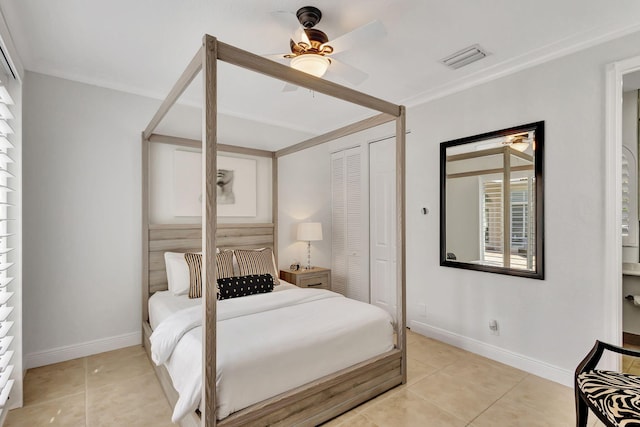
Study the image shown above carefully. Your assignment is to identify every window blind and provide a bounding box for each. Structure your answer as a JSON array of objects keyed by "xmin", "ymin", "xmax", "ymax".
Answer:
[
  {"xmin": 481, "ymin": 180, "xmax": 503, "ymax": 266},
  {"xmin": 0, "ymin": 79, "xmax": 14, "ymax": 420},
  {"xmin": 481, "ymin": 177, "xmax": 535, "ymax": 269}
]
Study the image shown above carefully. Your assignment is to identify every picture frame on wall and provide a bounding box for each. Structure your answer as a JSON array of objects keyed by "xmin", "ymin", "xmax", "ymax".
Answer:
[{"xmin": 173, "ymin": 150, "xmax": 257, "ymax": 217}]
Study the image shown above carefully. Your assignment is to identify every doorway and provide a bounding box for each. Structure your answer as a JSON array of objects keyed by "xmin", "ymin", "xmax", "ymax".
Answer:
[
  {"xmin": 605, "ymin": 55, "xmax": 640, "ymax": 361},
  {"xmin": 620, "ymin": 73, "xmax": 640, "ymax": 348}
]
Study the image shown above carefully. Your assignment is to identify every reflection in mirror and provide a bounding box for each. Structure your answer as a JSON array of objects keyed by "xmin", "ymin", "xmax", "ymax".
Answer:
[{"xmin": 440, "ymin": 121, "xmax": 544, "ymax": 279}]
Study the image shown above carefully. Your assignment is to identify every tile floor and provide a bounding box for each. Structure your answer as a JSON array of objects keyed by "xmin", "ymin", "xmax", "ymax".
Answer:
[
  {"xmin": 6, "ymin": 330, "xmax": 605, "ymax": 426},
  {"xmin": 623, "ymin": 342, "xmax": 640, "ymax": 375}
]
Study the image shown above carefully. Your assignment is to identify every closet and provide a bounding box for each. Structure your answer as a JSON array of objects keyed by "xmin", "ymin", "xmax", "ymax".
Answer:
[{"xmin": 330, "ymin": 138, "xmax": 398, "ymax": 320}]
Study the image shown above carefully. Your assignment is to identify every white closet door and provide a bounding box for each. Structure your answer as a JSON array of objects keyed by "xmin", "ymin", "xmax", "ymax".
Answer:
[
  {"xmin": 369, "ymin": 138, "xmax": 396, "ymax": 320},
  {"xmin": 331, "ymin": 147, "xmax": 367, "ymax": 301}
]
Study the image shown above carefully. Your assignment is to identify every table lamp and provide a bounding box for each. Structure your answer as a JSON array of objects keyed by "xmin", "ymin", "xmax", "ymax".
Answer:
[{"xmin": 297, "ymin": 222, "xmax": 323, "ymax": 270}]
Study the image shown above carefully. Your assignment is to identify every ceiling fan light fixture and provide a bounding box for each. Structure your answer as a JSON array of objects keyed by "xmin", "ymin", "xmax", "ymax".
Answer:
[
  {"xmin": 505, "ymin": 134, "xmax": 531, "ymax": 152},
  {"xmin": 510, "ymin": 140, "xmax": 530, "ymax": 152},
  {"xmin": 290, "ymin": 54, "xmax": 330, "ymax": 78}
]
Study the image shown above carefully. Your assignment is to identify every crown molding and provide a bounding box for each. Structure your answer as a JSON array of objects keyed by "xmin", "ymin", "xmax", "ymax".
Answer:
[{"xmin": 402, "ymin": 21, "xmax": 640, "ymax": 108}]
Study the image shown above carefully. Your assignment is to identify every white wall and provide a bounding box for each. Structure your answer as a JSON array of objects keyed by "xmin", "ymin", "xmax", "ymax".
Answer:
[
  {"xmin": 277, "ymin": 145, "xmax": 332, "ymax": 270},
  {"xmin": 406, "ymin": 30, "xmax": 640, "ymax": 386},
  {"xmin": 445, "ymin": 177, "xmax": 480, "ymax": 261},
  {"xmin": 23, "ymin": 72, "xmax": 156, "ymax": 363},
  {"xmin": 21, "ymin": 71, "xmax": 311, "ymax": 367}
]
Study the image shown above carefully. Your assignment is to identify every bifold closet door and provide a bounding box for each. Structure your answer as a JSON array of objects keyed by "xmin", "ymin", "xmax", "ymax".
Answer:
[{"xmin": 331, "ymin": 147, "xmax": 368, "ymax": 302}]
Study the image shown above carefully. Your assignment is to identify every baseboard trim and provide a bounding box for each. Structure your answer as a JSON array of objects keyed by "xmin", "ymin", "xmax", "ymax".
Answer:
[
  {"xmin": 410, "ymin": 320, "xmax": 573, "ymax": 387},
  {"xmin": 25, "ymin": 331, "xmax": 141, "ymax": 369}
]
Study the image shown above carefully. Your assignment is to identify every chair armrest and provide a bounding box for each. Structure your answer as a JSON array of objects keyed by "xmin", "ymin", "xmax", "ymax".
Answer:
[{"xmin": 576, "ymin": 340, "xmax": 640, "ymax": 378}]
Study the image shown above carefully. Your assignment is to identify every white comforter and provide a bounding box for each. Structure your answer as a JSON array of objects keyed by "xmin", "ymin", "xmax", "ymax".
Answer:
[{"xmin": 150, "ymin": 288, "xmax": 394, "ymax": 422}]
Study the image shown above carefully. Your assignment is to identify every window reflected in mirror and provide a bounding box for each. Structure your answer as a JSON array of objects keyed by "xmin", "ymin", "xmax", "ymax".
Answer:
[{"xmin": 440, "ymin": 121, "xmax": 544, "ymax": 279}]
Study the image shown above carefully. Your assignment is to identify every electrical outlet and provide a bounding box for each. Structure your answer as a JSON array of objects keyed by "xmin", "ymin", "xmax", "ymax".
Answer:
[{"xmin": 489, "ymin": 319, "xmax": 499, "ymax": 336}]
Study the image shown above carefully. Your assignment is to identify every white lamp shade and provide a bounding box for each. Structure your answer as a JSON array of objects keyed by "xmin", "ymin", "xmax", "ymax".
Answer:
[
  {"xmin": 290, "ymin": 54, "xmax": 330, "ymax": 78},
  {"xmin": 510, "ymin": 140, "xmax": 530, "ymax": 152},
  {"xmin": 297, "ymin": 222, "xmax": 323, "ymax": 241}
]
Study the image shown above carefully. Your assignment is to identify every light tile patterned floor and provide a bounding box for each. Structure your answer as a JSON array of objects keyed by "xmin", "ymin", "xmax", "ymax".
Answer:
[{"xmin": 7, "ymin": 330, "xmax": 605, "ymax": 426}]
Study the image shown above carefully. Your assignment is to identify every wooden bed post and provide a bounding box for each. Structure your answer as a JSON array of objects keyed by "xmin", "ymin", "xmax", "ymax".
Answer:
[
  {"xmin": 141, "ymin": 134, "xmax": 150, "ymax": 326},
  {"xmin": 396, "ymin": 106, "xmax": 407, "ymax": 384},
  {"xmin": 272, "ymin": 154, "xmax": 278, "ymax": 267},
  {"xmin": 502, "ymin": 148, "xmax": 511, "ymax": 269},
  {"xmin": 202, "ymin": 34, "xmax": 218, "ymax": 427}
]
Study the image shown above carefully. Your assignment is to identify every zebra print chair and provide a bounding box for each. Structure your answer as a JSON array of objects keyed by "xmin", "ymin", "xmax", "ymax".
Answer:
[{"xmin": 575, "ymin": 340, "xmax": 640, "ymax": 426}]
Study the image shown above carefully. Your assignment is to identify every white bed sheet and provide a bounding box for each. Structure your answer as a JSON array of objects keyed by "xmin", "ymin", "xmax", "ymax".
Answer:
[{"xmin": 149, "ymin": 286, "xmax": 394, "ymax": 422}]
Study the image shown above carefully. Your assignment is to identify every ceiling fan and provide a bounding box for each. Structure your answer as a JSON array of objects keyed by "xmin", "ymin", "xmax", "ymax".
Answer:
[
  {"xmin": 267, "ymin": 6, "xmax": 386, "ymax": 89},
  {"xmin": 502, "ymin": 132, "xmax": 533, "ymax": 152}
]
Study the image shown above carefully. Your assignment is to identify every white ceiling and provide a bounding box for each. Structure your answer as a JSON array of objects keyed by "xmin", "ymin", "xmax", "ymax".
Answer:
[{"xmin": 3, "ymin": 0, "xmax": 640, "ymax": 146}]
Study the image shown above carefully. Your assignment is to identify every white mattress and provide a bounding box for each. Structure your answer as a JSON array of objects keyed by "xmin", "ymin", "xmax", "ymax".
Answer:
[
  {"xmin": 149, "ymin": 285, "xmax": 394, "ymax": 422},
  {"xmin": 148, "ymin": 281, "xmax": 298, "ymax": 330}
]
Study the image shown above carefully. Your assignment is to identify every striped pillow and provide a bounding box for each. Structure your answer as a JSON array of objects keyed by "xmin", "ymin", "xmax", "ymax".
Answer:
[
  {"xmin": 184, "ymin": 253, "xmax": 203, "ymax": 299},
  {"xmin": 234, "ymin": 248, "xmax": 280, "ymax": 285},
  {"xmin": 184, "ymin": 251, "xmax": 236, "ymax": 299},
  {"xmin": 216, "ymin": 250, "xmax": 235, "ymax": 279}
]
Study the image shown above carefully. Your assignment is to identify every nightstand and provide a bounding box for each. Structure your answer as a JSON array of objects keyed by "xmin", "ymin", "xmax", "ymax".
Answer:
[{"xmin": 279, "ymin": 267, "xmax": 331, "ymax": 290}]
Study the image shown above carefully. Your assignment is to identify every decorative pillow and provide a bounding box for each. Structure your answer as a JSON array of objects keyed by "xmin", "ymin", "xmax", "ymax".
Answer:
[
  {"xmin": 217, "ymin": 274, "xmax": 274, "ymax": 300},
  {"xmin": 184, "ymin": 251, "xmax": 236, "ymax": 299},
  {"xmin": 233, "ymin": 248, "xmax": 280, "ymax": 285},
  {"xmin": 164, "ymin": 252, "xmax": 192, "ymax": 296},
  {"xmin": 184, "ymin": 253, "xmax": 203, "ymax": 299},
  {"xmin": 216, "ymin": 250, "xmax": 235, "ymax": 279}
]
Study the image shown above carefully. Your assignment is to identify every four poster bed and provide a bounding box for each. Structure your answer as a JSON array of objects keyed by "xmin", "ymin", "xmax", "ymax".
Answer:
[{"xmin": 141, "ymin": 35, "xmax": 406, "ymax": 427}]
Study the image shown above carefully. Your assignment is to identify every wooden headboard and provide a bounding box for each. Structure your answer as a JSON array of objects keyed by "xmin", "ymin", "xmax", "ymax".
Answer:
[{"xmin": 142, "ymin": 222, "xmax": 275, "ymax": 321}]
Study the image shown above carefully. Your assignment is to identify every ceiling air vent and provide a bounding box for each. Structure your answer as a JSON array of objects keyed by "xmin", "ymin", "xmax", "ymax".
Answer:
[{"xmin": 440, "ymin": 44, "xmax": 489, "ymax": 70}]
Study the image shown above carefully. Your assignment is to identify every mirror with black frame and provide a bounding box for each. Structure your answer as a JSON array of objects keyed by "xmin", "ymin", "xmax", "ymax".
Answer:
[{"xmin": 440, "ymin": 121, "xmax": 544, "ymax": 279}]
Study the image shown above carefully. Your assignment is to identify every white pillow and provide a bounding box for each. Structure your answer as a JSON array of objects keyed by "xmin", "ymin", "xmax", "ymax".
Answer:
[{"xmin": 164, "ymin": 252, "xmax": 191, "ymax": 296}]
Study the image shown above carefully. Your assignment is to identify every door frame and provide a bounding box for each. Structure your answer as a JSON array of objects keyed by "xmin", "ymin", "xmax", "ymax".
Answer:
[{"xmin": 604, "ymin": 55, "xmax": 640, "ymax": 349}]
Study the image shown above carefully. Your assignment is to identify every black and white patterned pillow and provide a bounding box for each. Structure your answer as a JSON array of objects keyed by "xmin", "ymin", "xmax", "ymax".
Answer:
[{"xmin": 217, "ymin": 274, "xmax": 274, "ymax": 300}]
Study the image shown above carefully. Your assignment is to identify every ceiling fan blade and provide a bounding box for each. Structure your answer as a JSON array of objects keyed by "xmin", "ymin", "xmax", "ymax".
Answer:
[
  {"xmin": 271, "ymin": 11, "xmax": 309, "ymax": 45},
  {"xmin": 328, "ymin": 20, "xmax": 386, "ymax": 55},
  {"xmin": 295, "ymin": 27, "xmax": 311, "ymax": 47},
  {"xmin": 328, "ymin": 58, "xmax": 369, "ymax": 86}
]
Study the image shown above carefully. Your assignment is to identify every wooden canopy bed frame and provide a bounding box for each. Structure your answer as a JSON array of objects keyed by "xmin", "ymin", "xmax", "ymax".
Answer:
[{"xmin": 141, "ymin": 35, "xmax": 406, "ymax": 427}]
